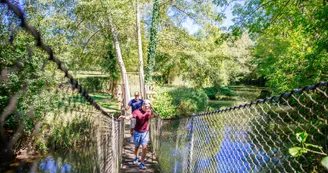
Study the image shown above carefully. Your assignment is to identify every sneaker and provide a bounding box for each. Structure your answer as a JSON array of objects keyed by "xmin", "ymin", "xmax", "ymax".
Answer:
[
  {"xmin": 133, "ymin": 157, "xmax": 139, "ymax": 164},
  {"xmin": 139, "ymin": 162, "xmax": 147, "ymax": 170},
  {"xmin": 130, "ymin": 136, "xmax": 134, "ymax": 143}
]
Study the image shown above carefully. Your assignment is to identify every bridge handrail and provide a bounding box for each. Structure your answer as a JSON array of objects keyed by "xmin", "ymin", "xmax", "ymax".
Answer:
[{"xmin": 150, "ymin": 81, "xmax": 328, "ymax": 172}]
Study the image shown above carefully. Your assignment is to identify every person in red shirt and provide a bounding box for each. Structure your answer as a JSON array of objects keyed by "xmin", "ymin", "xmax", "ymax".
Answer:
[
  {"xmin": 124, "ymin": 91, "xmax": 143, "ymax": 143},
  {"xmin": 119, "ymin": 100, "xmax": 158, "ymax": 170}
]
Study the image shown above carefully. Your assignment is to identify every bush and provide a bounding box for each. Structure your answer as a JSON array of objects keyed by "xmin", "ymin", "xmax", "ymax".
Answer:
[
  {"xmin": 217, "ymin": 86, "xmax": 236, "ymax": 96},
  {"xmin": 47, "ymin": 114, "xmax": 93, "ymax": 150},
  {"xmin": 153, "ymin": 91, "xmax": 176, "ymax": 118},
  {"xmin": 177, "ymin": 99, "xmax": 197, "ymax": 116},
  {"xmin": 169, "ymin": 87, "xmax": 208, "ymax": 113},
  {"xmin": 203, "ymin": 87, "xmax": 216, "ymax": 100},
  {"xmin": 203, "ymin": 85, "xmax": 236, "ymax": 100},
  {"xmin": 77, "ymin": 76, "xmax": 111, "ymax": 93},
  {"xmin": 153, "ymin": 86, "xmax": 208, "ymax": 117}
]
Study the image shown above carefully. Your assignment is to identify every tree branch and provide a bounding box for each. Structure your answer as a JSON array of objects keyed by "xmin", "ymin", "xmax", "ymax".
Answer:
[
  {"xmin": 79, "ymin": 30, "xmax": 101, "ymax": 59},
  {"xmin": 171, "ymin": 4, "xmax": 197, "ymax": 22}
]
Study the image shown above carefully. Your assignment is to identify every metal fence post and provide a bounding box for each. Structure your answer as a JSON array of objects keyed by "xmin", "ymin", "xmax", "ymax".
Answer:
[{"xmin": 187, "ymin": 115, "xmax": 195, "ymax": 173}]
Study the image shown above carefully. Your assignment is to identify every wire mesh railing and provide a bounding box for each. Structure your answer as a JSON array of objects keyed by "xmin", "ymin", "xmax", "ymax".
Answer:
[
  {"xmin": 96, "ymin": 110, "xmax": 124, "ymax": 173},
  {"xmin": 2, "ymin": 1, "xmax": 328, "ymax": 173},
  {"xmin": 150, "ymin": 82, "xmax": 328, "ymax": 172},
  {"xmin": 0, "ymin": 1, "xmax": 124, "ymax": 172}
]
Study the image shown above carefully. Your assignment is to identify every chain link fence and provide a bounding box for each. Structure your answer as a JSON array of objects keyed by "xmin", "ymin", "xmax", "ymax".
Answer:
[
  {"xmin": 0, "ymin": 1, "xmax": 124, "ymax": 172},
  {"xmin": 0, "ymin": 66, "xmax": 124, "ymax": 172},
  {"xmin": 150, "ymin": 82, "xmax": 328, "ymax": 172},
  {"xmin": 96, "ymin": 111, "xmax": 124, "ymax": 173},
  {"xmin": 2, "ymin": 1, "xmax": 328, "ymax": 172}
]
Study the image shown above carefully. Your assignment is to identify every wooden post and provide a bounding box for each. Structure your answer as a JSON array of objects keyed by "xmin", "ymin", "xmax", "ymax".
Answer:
[
  {"xmin": 118, "ymin": 120, "xmax": 122, "ymax": 168},
  {"xmin": 111, "ymin": 116, "xmax": 116, "ymax": 173},
  {"xmin": 158, "ymin": 118, "xmax": 163, "ymax": 163}
]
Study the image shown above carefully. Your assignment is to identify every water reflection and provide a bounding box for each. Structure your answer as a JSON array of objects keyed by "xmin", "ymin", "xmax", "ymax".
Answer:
[
  {"xmin": 38, "ymin": 157, "xmax": 72, "ymax": 173},
  {"xmin": 3, "ymin": 150, "xmax": 100, "ymax": 173},
  {"xmin": 212, "ymin": 131, "xmax": 254, "ymax": 172},
  {"xmin": 157, "ymin": 117, "xmax": 278, "ymax": 173}
]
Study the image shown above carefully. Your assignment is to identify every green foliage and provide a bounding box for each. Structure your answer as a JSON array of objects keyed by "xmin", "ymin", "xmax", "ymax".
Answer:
[
  {"xmin": 47, "ymin": 113, "xmax": 93, "ymax": 150},
  {"xmin": 77, "ymin": 76, "xmax": 110, "ymax": 93},
  {"xmin": 100, "ymin": 43, "xmax": 120, "ymax": 81},
  {"xmin": 1, "ymin": 1, "xmax": 126, "ymax": 155},
  {"xmin": 246, "ymin": 88, "xmax": 328, "ymax": 172},
  {"xmin": 156, "ymin": 25, "xmax": 254, "ymax": 87},
  {"xmin": 90, "ymin": 92, "xmax": 119, "ymax": 111},
  {"xmin": 203, "ymin": 87, "xmax": 216, "ymax": 100},
  {"xmin": 153, "ymin": 91, "xmax": 176, "ymax": 118},
  {"xmin": 176, "ymin": 99, "xmax": 197, "ymax": 116},
  {"xmin": 35, "ymin": 137, "xmax": 48, "ymax": 153},
  {"xmin": 321, "ymin": 157, "xmax": 328, "ymax": 170},
  {"xmin": 169, "ymin": 87, "xmax": 207, "ymax": 114},
  {"xmin": 289, "ymin": 147, "xmax": 307, "ymax": 157},
  {"xmin": 146, "ymin": 0, "xmax": 160, "ymax": 83},
  {"xmin": 289, "ymin": 132, "xmax": 327, "ymax": 171},
  {"xmin": 203, "ymin": 85, "xmax": 236, "ymax": 100},
  {"xmin": 153, "ymin": 86, "xmax": 208, "ymax": 117},
  {"xmin": 217, "ymin": 86, "xmax": 236, "ymax": 97},
  {"xmin": 296, "ymin": 132, "xmax": 308, "ymax": 144},
  {"xmin": 0, "ymin": 25, "xmax": 61, "ymax": 145},
  {"xmin": 228, "ymin": 0, "xmax": 328, "ymax": 93}
]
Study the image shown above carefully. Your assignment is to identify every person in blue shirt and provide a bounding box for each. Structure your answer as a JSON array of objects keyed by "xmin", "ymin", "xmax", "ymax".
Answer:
[{"xmin": 124, "ymin": 91, "xmax": 143, "ymax": 142}]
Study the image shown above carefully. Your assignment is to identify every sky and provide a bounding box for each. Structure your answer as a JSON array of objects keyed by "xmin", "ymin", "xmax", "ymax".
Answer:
[{"xmin": 182, "ymin": 3, "xmax": 235, "ymax": 34}]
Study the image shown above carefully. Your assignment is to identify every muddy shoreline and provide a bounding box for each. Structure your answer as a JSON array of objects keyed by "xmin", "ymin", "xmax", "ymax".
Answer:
[{"xmin": 0, "ymin": 148, "xmax": 41, "ymax": 172}]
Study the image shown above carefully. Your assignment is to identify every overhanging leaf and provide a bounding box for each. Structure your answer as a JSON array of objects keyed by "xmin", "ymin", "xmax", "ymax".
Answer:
[
  {"xmin": 321, "ymin": 156, "xmax": 328, "ymax": 170},
  {"xmin": 289, "ymin": 147, "xmax": 307, "ymax": 157},
  {"xmin": 296, "ymin": 132, "xmax": 308, "ymax": 143}
]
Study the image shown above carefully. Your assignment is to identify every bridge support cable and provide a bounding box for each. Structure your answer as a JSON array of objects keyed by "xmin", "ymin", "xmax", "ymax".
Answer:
[
  {"xmin": 150, "ymin": 81, "xmax": 328, "ymax": 172},
  {"xmin": 0, "ymin": 1, "xmax": 125, "ymax": 172}
]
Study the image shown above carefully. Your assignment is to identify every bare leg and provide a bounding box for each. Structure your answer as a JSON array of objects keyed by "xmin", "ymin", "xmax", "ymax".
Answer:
[
  {"xmin": 141, "ymin": 145, "xmax": 147, "ymax": 162},
  {"xmin": 134, "ymin": 146, "xmax": 140, "ymax": 158},
  {"xmin": 130, "ymin": 128, "xmax": 134, "ymax": 137}
]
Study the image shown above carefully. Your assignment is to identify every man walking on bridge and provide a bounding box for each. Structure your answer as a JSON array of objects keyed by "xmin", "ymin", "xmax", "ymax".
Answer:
[
  {"xmin": 119, "ymin": 100, "xmax": 157, "ymax": 170},
  {"xmin": 124, "ymin": 91, "xmax": 143, "ymax": 143}
]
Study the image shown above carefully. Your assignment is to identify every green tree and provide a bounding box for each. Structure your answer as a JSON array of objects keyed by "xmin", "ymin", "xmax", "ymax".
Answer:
[{"xmin": 229, "ymin": 0, "xmax": 328, "ymax": 92}]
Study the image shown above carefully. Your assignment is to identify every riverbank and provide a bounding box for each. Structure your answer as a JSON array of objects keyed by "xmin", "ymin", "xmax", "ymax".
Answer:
[{"xmin": 206, "ymin": 84, "xmax": 270, "ymax": 110}]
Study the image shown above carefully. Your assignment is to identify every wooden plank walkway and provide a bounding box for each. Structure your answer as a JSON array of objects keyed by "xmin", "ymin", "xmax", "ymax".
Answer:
[{"xmin": 120, "ymin": 121, "xmax": 160, "ymax": 173}]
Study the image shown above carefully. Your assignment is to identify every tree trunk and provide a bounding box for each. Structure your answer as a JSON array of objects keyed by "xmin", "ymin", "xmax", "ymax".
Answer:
[
  {"xmin": 108, "ymin": 15, "xmax": 130, "ymax": 107},
  {"xmin": 136, "ymin": 0, "xmax": 146, "ymax": 99}
]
